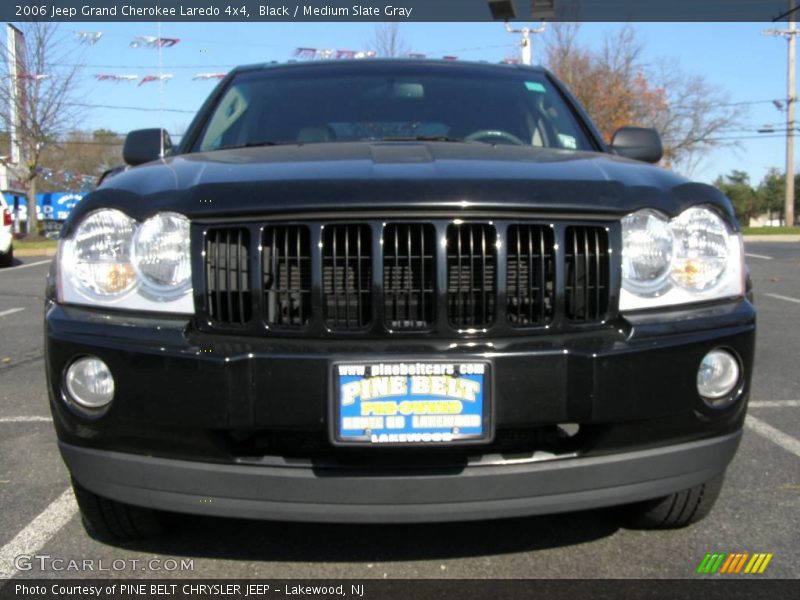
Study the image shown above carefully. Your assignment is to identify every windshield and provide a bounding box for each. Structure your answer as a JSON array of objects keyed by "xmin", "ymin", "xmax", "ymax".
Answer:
[{"xmin": 193, "ymin": 64, "xmax": 595, "ymax": 152}]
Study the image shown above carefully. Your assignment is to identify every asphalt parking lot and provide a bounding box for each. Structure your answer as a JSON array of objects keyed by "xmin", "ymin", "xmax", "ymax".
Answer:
[{"xmin": 0, "ymin": 243, "xmax": 798, "ymax": 581}]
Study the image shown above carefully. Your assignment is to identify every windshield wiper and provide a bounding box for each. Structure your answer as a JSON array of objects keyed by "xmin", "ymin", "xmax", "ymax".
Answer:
[
  {"xmin": 377, "ymin": 135, "xmax": 471, "ymax": 143},
  {"xmin": 219, "ymin": 140, "xmax": 286, "ymax": 150}
]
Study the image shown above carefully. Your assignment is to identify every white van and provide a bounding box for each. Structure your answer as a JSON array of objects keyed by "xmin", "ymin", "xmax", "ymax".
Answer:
[{"xmin": 0, "ymin": 192, "xmax": 13, "ymax": 267}]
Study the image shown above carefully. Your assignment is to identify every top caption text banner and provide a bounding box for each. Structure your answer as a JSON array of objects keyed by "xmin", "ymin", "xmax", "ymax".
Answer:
[{"xmin": 5, "ymin": 0, "xmax": 799, "ymax": 23}]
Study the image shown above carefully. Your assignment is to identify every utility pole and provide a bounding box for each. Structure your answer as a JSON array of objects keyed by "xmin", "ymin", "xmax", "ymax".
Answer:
[
  {"xmin": 505, "ymin": 21, "xmax": 546, "ymax": 65},
  {"xmin": 765, "ymin": 0, "xmax": 798, "ymax": 227},
  {"xmin": 790, "ymin": 8, "xmax": 796, "ymax": 227},
  {"xmin": 5, "ymin": 24, "xmax": 23, "ymax": 165}
]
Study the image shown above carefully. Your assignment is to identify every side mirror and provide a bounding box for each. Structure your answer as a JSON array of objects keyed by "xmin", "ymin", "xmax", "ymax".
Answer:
[
  {"xmin": 123, "ymin": 128, "xmax": 173, "ymax": 166},
  {"xmin": 609, "ymin": 127, "xmax": 663, "ymax": 164}
]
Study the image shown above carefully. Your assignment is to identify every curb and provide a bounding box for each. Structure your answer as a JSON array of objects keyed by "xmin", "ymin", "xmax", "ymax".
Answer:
[
  {"xmin": 743, "ymin": 235, "xmax": 800, "ymax": 242},
  {"xmin": 13, "ymin": 248, "xmax": 57, "ymax": 257}
]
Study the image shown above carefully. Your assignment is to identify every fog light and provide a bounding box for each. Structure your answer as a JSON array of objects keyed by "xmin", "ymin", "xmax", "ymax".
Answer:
[
  {"xmin": 697, "ymin": 349, "xmax": 740, "ymax": 406},
  {"xmin": 65, "ymin": 357, "xmax": 115, "ymax": 409}
]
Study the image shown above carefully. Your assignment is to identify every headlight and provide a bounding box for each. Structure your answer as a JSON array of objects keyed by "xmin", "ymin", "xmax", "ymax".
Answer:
[
  {"xmin": 671, "ymin": 207, "xmax": 730, "ymax": 291},
  {"xmin": 620, "ymin": 206, "xmax": 744, "ymax": 311},
  {"xmin": 621, "ymin": 210, "xmax": 674, "ymax": 295},
  {"xmin": 59, "ymin": 209, "xmax": 193, "ymax": 314},
  {"xmin": 68, "ymin": 209, "xmax": 136, "ymax": 297},
  {"xmin": 132, "ymin": 212, "xmax": 191, "ymax": 299}
]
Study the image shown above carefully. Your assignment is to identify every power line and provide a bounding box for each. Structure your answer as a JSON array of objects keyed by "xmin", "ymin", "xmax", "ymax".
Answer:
[
  {"xmin": 66, "ymin": 102, "xmax": 196, "ymax": 114},
  {"xmin": 54, "ymin": 44, "xmax": 516, "ymax": 71},
  {"xmin": 693, "ymin": 126, "xmax": 798, "ymax": 133},
  {"xmin": 416, "ymin": 43, "xmax": 515, "ymax": 54},
  {"xmin": 772, "ymin": 3, "xmax": 800, "ymax": 21},
  {"xmin": 53, "ymin": 62, "xmax": 238, "ymax": 70},
  {"xmin": 44, "ymin": 140, "xmax": 123, "ymax": 146},
  {"xmin": 708, "ymin": 99, "xmax": 782, "ymax": 107},
  {"xmin": 670, "ymin": 99, "xmax": 782, "ymax": 110},
  {"xmin": 662, "ymin": 134, "xmax": 788, "ymax": 142}
]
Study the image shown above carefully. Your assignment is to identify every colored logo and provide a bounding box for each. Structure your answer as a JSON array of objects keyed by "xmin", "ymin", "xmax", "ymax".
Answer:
[{"xmin": 696, "ymin": 552, "xmax": 773, "ymax": 574}]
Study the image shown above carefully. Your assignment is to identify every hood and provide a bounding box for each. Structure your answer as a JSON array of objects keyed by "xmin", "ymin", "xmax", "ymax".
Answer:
[{"xmin": 73, "ymin": 142, "xmax": 736, "ymax": 229}]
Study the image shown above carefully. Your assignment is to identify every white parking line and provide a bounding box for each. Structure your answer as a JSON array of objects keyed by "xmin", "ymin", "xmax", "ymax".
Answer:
[
  {"xmin": 0, "ymin": 259, "xmax": 50, "ymax": 272},
  {"xmin": 745, "ymin": 252, "xmax": 773, "ymax": 260},
  {"xmin": 749, "ymin": 400, "xmax": 800, "ymax": 408},
  {"xmin": 0, "ymin": 307, "xmax": 24, "ymax": 318},
  {"xmin": 763, "ymin": 292, "xmax": 800, "ymax": 305},
  {"xmin": 0, "ymin": 416, "xmax": 52, "ymax": 423},
  {"xmin": 745, "ymin": 415, "xmax": 800, "ymax": 459},
  {"xmin": 0, "ymin": 487, "xmax": 77, "ymax": 579}
]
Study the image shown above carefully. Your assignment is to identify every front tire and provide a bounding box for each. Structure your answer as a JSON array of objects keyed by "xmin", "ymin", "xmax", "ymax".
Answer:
[
  {"xmin": 623, "ymin": 473, "xmax": 725, "ymax": 529},
  {"xmin": 71, "ymin": 477, "xmax": 165, "ymax": 541},
  {"xmin": 0, "ymin": 246, "xmax": 12, "ymax": 268}
]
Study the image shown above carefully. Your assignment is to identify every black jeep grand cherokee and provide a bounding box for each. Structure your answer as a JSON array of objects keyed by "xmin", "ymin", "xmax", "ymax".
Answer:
[{"xmin": 45, "ymin": 60, "xmax": 754, "ymax": 540}]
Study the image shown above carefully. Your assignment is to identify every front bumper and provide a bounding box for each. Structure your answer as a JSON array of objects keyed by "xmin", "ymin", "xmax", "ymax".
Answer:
[
  {"xmin": 46, "ymin": 298, "xmax": 755, "ymax": 521},
  {"xmin": 60, "ymin": 431, "xmax": 740, "ymax": 523}
]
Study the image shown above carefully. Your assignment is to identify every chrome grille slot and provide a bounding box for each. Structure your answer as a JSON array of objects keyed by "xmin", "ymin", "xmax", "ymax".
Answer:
[
  {"xmin": 263, "ymin": 225, "xmax": 311, "ymax": 328},
  {"xmin": 383, "ymin": 223, "xmax": 436, "ymax": 330},
  {"xmin": 565, "ymin": 226, "xmax": 610, "ymax": 321},
  {"xmin": 204, "ymin": 228, "xmax": 251, "ymax": 325},
  {"xmin": 446, "ymin": 223, "xmax": 496, "ymax": 328},
  {"xmin": 322, "ymin": 224, "xmax": 372, "ymax": 329},
  {"xmin": 507, "ymin": 224, "xmax": 555, "ymax": 326}
]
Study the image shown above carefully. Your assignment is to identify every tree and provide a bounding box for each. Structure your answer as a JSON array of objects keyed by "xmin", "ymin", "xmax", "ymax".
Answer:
[
  {"xmin": 544, "ymin": 24, "xmax": 744, "ymax": 175},
  {"xmin": 38, "ymin": 129, "xmax": 123, "ymax": 193},
  {"xmin": 714, "ymin": 170, "xmax": 759, "ymax": 227},
  {"xmin": 757, "ymin": 168, "xmax": 787, "ymax": 225},
  {"xmin": 545, "ymin": 25, "xmax": 667, "ymax": 141},
  {"xmin": 369, "ymin": 23, "xmax": 410, "ymax": 58},
  {"xmin": 0, "ymin": 23, "xmax": 84, "ymax": 233}
]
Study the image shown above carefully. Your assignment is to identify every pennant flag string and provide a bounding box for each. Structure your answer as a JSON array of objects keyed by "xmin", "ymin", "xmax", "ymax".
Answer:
[
  {"xmin": 94, "ymin": 74, "xmax": 139, "ymax": 82},
  {"xmin": 17, "ymin": 73, "xmax": 49, "ymax": 80},
  {"xmin": 138, "ymin": 74, "xmax": 174, "ymax": 86},
  {"xmin": 130, "ymin": 36, "xmax": 181, "ymax": 49},
  {"xmin": 75, "ymin": 31, "xmax": 103, "ymax": 45},
  {"xmin": 293, "ymin": 47, "xmax": 377, "ymax": 60}
]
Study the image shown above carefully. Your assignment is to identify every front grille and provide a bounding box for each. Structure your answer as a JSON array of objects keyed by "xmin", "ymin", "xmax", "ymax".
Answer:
[
  {"xmin": 200, "ymin": 219, "xmax": 614, "ymax": 335},
  {"xmin": 322, "ymin": 224, "xmax": 372, "ymax": 329},
  {"xmin": 506, "ymin": 224, "xmax": 555, "ymax": 326},
  {"xmin": 446, "ymin": 223, "xmax": 496, "ymax": 328},
  {"xmin": 383, "ymin": 223, "xmax": 436, "ymax": 330},
  {"xmin": 564, "ymin": 226, "xmax": 609, "ymax": 321},
  {"xmin": 205, "ymin": 228, "xmax": 251, "ymax": 325},
  {"xmin": 263, "ymin": 225, "xmax": 311, "ymax": 327}
]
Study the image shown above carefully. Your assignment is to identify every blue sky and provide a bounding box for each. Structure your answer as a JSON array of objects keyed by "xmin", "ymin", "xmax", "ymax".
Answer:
[{"xmin": 56, "ymin": 21, "xmax": 792, "ymax": 185}]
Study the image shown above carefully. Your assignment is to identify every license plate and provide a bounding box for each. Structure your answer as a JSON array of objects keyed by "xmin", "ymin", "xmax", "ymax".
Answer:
[{"xmin": 332, "ymin": 361, "xmax": 491, "ymax": 445}]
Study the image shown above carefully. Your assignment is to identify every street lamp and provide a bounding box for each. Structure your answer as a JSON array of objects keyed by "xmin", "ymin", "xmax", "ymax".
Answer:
[
  {"xmin": 488, "ymin": 0, "xmax": 516, "ymax": 20},
  {"xmin": 488, "ymin": 1, "xmax": 546, "ymax": 66}
]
